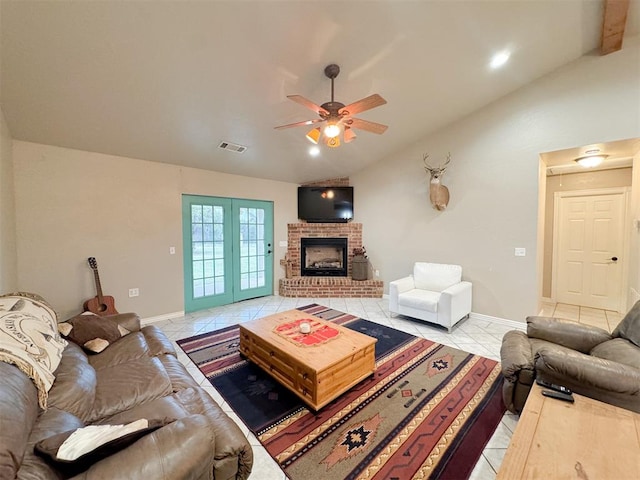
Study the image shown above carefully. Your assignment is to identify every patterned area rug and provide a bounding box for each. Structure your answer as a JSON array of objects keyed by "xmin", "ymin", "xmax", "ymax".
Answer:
[{"xmin": 177, "ymin": 304, "xmax": 505, "ymax": 480}]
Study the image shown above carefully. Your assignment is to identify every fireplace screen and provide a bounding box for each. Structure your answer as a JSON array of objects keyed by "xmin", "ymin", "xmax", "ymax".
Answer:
[{"xmin": 300, "ymin": 237, "xmax": 348, "ymax": 277}]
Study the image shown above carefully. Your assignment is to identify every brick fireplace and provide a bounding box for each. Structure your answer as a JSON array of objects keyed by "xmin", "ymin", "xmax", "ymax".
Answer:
[{"xmin": 279, "ymin": 222, "xmax": 383, "ymax": 297}]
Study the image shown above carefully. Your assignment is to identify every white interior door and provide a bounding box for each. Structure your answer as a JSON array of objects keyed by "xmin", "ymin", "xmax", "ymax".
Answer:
[{"xmin": 554, "ymin": 190, "xmax": 626, "ymax": 311}]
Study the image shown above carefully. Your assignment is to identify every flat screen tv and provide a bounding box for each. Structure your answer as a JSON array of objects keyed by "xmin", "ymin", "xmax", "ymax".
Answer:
[{"xmin": 298, "ymin": 186, "xmax": 354, "ymax": 223}]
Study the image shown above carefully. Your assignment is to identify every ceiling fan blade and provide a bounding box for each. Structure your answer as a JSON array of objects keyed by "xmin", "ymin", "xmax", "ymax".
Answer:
[
  {"xmin": 346, "ymin": 117, "xmax": 388, "ymax": 135},
  {"xmin": 339, "ymin": 94, "xmax": 387, "ymax": 116},
  {"xmin": 287, "ymin": 95, "xmax": 329, "ymax": 115},
  {"xmin": 274, "ymin": 118, "xmax": 325, "ymax": 130}
]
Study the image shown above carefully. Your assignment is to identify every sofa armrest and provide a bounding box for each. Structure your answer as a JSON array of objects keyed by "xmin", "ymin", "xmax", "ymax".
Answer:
[
  {"xmin": 390, "ymin": 276, "xmax": 415, "ymax": 294},
  {"xmin": 389, "ymin": 276, "xmax": 415, "ymax": 313},
  {"xmin": 500, "ymin": 330, "xmax": 535, "ymax": 413},
  {"xmin": 439, "ymin": 281, "xmax": 472, "ymax": 325},
  {"xmin": 102, "ymin": 313, "xmax": 141, "ymax": 333},
  {"xmin": 500, "ymin": 330, "xmax": 534, "ymax": 381},
  {"xmin": 526, "ymin": 316, "xmax": 611, "ymax": 353},
  {"xmin": 535, "ymin": 346, "xmax": 640, "ymax": 396},
  {"xmin": 70, "ymin": 415, "xmax": 216, "ymax": 480}
]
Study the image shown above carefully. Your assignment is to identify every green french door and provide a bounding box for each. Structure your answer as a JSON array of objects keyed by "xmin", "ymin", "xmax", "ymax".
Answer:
[{"xmin": 182, "ymin": 195, "xmax": 273, "ymax": 312}]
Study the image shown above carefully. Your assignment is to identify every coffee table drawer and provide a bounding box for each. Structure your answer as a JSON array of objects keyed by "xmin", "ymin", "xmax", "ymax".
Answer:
[{"xmin": 240, "ymin": 329, "xmax": 297, "ymax": 389}]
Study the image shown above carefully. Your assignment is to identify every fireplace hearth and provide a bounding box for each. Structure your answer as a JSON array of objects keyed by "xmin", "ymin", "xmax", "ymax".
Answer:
[{"xmin": 300, "ymin": 237, "xmax": 348, "ymax": 277}]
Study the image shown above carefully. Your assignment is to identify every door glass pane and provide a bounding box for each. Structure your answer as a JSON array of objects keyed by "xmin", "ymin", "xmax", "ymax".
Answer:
[
  {"xmin": 192, "ymin": 205, "xmax": 202, "ymax": 223},
  {"xmin": 193, "ymin": 279, "xmax": 204, "ymax": 298},
  {"xmin": 192, "ymin": 224, "xmax": 203, "ymax": 242},
  {"xmin": 214, "ymin": 206, "xmax": 223, "ymax": 223},
  {"xmin": 204, "ymin": 260, "xmax": 214, "ymax": 277},
  {"xmin": 202, "ymin": 205, "xmax": 213, "ymax": 222},
  {"xmin": 215, "ymin": 276, "xmax": 225, "ymax": 293},
  {"xmin": 203, "ymin": 223, "xmax": 213, "ymax": 241},
  {"xmin": 193, "ymin": 260, "xmax": 203, "ymax": 279}
]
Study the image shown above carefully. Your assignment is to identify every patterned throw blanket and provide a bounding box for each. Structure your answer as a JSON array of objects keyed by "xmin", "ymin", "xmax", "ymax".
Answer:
[{"xmin": 0, "ymin": 294, "xmax": 67, "ymax": 408}]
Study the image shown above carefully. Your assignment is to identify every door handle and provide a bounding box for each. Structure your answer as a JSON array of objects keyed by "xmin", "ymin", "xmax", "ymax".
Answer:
[{"xmin": 611, "ymin": 256, "xmax": 618, "ymax": 262}]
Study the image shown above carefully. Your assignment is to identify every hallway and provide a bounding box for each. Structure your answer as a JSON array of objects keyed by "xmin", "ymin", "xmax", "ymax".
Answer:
[{"xmin": 539, "ymin": 302, "xmax": 623, "ymax": 333}]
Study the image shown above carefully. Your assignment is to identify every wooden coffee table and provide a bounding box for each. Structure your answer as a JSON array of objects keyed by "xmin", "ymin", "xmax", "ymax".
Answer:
[
  {"xmin": 498, "ymin": 383, "xmax": 640, "ymax": 479},
  {"xmin": 239, "ymin": 309, "xmax": 377, "ymax": 410}
]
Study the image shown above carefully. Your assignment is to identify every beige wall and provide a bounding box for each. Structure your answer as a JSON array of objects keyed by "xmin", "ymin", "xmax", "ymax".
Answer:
[
  {"xmin": 542, "ymin": 168, "xmax": 633, "ymax": 298},
  {"xmin": 630, "ymin": 151, "xmax": 640, "ymax": 307},
  {"xmin": 352, "ymin": 37, "xmax": 640, "ymax": 322},
  {"xmin": 12, "ymin": 142, "xmax": 298, "ymax": 319},
  {"xmin": 0, "ymin": 106, "xmax": 17, "ymax": 293}
]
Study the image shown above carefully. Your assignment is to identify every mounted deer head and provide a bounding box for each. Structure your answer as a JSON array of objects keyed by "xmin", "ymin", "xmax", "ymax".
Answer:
[{"xmin": 423, "ymin": 153, "xmax": 451, "ymax": 211}]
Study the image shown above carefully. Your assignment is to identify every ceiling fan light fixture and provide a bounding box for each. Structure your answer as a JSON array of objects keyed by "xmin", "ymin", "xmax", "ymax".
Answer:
[
  {"xmin": 305, "ymin": 127, "xmax": 321, "ymax": 144},
  {"xmin": 326, "ymin": 136, "xmax": 340, "ymax": 148},
  {"xmin": 575, "ymin": 154, "xmax": 607, "ymax": 168},
  {"xmin": 324, "ymin": 122, "xmax": 341, "ymax": 138},
  {"xmin": 344, "ymin": 127, "xmax": 356, "ymax": 143}
]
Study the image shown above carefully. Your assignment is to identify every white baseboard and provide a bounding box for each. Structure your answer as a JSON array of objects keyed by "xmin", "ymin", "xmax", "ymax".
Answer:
[
  {"xmin": 384, "ymin": 293, "xmax": 523, "ymax": 328},
  {"xmin": 469, "ymin": 312, "xmax": 524, "ymax": 329},
  {"xmin": 141, "ymin": 311, "xmax": 184, "ymax": 326}
]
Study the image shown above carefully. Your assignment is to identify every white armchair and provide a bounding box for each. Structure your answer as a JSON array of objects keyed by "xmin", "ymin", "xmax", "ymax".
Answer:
[{"xmin": 389, "ymin": 262, "xmax": 472, "ymax": 332}]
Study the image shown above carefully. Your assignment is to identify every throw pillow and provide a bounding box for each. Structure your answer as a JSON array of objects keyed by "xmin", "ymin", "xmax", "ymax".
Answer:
[
  {"xmin": 58, "ymin": 312, "xmax": 130, "ymax": 354},
  {"xmin": 34, "ymin": 418, "xmax": 171, "ymax": 475}
]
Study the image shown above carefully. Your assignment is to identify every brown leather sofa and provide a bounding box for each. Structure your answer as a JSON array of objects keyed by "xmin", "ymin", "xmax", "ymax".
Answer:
[
  {"xmin": 0, "ymin": 305, "xmax": 253, "ymax": 479},
  {"xmin": 501, "ymin": 301, "xmax": 640, "ymax": 414}
]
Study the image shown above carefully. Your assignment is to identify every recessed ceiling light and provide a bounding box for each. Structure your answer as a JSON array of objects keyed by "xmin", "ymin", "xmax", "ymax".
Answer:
[
  {"xmin": 309, "ymin": 146, "xmax": 320, "ymax": 157},
  {"xmin": 489, "ymin": 51, "xmax": 510, "ymax": 69}
]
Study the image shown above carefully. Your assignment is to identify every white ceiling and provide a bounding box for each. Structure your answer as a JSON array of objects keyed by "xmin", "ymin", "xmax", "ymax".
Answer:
[{"xmin": 2, "ymin": 1, "xmax": 639, "ymax": 184}]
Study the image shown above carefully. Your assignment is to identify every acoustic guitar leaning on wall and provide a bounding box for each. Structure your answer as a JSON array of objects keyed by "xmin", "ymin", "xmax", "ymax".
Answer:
[{"xmin": 83, "ymin": 257, "xmax": 119, "ymax": 315}]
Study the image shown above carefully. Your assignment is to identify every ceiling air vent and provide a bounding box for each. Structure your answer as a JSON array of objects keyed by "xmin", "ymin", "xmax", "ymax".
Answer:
[{"xmin": 218, "ymin": 141, "xmax": 247, "ymax": 154}]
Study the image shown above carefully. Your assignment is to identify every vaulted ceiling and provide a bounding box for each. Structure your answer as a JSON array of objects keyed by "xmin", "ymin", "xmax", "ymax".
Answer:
[{"xmin": 1, "ymin": 1, "xmax": 638, "ymax": 183}]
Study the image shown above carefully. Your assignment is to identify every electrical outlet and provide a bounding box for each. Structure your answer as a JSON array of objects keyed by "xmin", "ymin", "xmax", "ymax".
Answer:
[
  {"xmin": 128, "ymin": 288, "xmax": 139, "ymax": 297},
  {"xmin": 279, "ymin": 240, "xmax": 288, "ymax": 248},
  {"xmin": 375, "ymin": 270, "xmax": 380, "ymax": 277},
  {"xmin": 169, "ymin": 246, "xmax": 176, "ymax": 255},
  {"xmin": 515, "ymin": 248, "xmax": 526, "ymax": 257}
]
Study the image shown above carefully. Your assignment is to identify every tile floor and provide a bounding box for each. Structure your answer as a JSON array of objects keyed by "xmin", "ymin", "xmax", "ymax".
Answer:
[
  {"xmin": 153, "ymin": 296, "xmax": 609, "ymax": 480},
  {"xmin": 538, "ymin": 301, "xmax": 623, "ymax": 333}
]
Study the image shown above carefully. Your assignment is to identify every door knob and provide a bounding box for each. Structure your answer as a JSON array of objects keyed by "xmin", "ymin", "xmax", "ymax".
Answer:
[
  {"xmin": 267, "ymin": 250, "xmax": 272, "ymax": 254},
  {"xmin": 611, "ymin": 256, "xmax": 618, "ymax": 262}
]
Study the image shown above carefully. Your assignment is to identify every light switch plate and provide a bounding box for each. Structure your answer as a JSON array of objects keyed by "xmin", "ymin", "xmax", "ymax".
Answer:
[{"xmin": 515, "ymin": 247, "xmax": 526, "ymax": 257}]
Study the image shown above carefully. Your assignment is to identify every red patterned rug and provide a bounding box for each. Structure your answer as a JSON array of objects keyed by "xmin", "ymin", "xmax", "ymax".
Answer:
[{"xmin": 178, "ymin": 304, "xmax": 505, "ymax": 480}]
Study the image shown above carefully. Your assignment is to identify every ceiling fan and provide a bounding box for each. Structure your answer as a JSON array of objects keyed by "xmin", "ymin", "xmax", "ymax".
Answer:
[{"xmin": 274, "ymin": 64, "xmax": 388, "ymax": 147}]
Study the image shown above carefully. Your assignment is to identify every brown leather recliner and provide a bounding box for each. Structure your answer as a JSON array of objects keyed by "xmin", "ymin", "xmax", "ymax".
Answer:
[{"xmin": 501, "ymin": 301, "xmax": 640, "ymax": 414}]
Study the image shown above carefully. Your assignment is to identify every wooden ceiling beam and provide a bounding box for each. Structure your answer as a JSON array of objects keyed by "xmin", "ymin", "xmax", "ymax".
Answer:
[{"xmin": 601, "ymin": 0, "xmax": 630, "ymax": 55}]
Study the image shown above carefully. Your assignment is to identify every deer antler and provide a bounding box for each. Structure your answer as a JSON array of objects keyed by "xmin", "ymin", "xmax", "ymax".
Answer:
[
  {"xmin": 423, "ymin": 153, "xmax": 434, "ymax": 171},
  {"xmin": 442, "ymin": 152, "xmax": 451, "ymax": 169}
]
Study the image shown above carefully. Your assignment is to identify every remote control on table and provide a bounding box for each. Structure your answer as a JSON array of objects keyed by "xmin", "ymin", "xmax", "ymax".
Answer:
[
  {"xmin": 541, "ymin": 389, "xmax": 574, "ymax": 403},
  {"xmin": 536, "ymin": 378, "xmax": 572, "ymax": 395}
]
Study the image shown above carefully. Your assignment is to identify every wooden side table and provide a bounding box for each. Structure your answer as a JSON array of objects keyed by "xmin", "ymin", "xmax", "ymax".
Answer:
[{"xmin": 498, "ymin": 383, "xmax": 640, "ymax": 479}]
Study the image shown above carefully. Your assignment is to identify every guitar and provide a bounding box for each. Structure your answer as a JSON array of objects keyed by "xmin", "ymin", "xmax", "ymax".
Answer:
[{"xmin": 83, "ymin": 257, "xmax": 119, "ymax": 315}]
